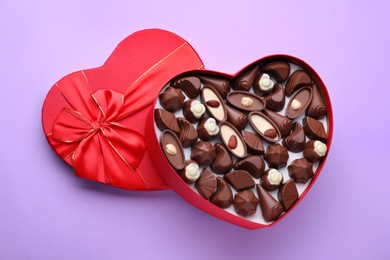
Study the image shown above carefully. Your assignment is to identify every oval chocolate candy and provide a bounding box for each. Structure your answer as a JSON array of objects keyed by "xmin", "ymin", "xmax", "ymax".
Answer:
[
  {"xmin": 219, "ymin": 121, "xmax": 247, "ymax": 158},
  {"xmin": 285, "ymin": 86, "xmax": 313, "ymax": 119},
  {"xmin": 201, "ymin": 85, "xmax": 227, "ymax": 121},
  {"xmin": 160, "ymin": 129, "xmax": 185, "ymax": 170},
  {"xmin": 227, "ymin": 91, "xmax": 266, "ymax": 112},
  {"xmin": 248, "ymin": 111, "xmax": 282, "ymax": 143}
]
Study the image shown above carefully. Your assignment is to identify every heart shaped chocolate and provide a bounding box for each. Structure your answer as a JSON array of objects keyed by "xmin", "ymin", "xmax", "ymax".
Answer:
[{"xmin": 148, "ymin": 55, "xmax": 333, "ymax": 229}]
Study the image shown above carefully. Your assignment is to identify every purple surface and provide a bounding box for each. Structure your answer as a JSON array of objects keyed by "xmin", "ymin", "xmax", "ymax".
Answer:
[{"xmin": 1, "ymin": 0, "xmax": 389, "ymax": 259}]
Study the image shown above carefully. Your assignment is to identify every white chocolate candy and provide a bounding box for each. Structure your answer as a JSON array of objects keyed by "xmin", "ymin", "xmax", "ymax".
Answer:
[
  {"xmin": 267, "ymin": 169, "xmax": 283, "ymax": 185},
  {"xmin": 202, "ymin": 87, "xmax": 226, "ymax": 121},
  {"xmin": 241, "ymin": 97, "xmax": 254, "ymax": 107},
  {"xmin": 314, "ymin": 141, "xmax": 327, "ymax": 156},
  {"xmin": 259, "ymin": 74, "xmax": 274, "ymax": 91},
  {"xmin": 204, "ymin": 118, "xmax": 219, "ymax": 136},
  {"xmin": 185, "ymin": 163, "xmax": 200, "ymax": 181},
  {"xmin": 190, "ymin": 100, "xmax": 206, "ymax": 118},
  {"xmin": 250, "ymin": 113, "xmax": 279, "ymax": 141},
  {"xmin": 220, "ymin": 124, "xmax": 246, "ymax": 158},
  {"xmin": 165, "ymin": 144, "xmax": 177, "ymax": 155},
  {"xmin": 291, "ymin": 99, "xmax": 302, "ymax": 111}
]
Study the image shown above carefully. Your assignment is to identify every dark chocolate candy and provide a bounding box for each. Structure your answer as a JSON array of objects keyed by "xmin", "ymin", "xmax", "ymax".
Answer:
[
  {"xmin": 160, "ymin": 130, "xmax": 185, "ymax": 170},
  {"xmin": 261, "ymin": 169, "xmax": 283, "ymax": 191},
  {"xmin": 241, "ymin": 130, "xmax": 264, "ymax": 155},
  {"xmin": 306, "ymin": 84, "xmax": 327, "ymax": 119},
  {"xmin": 278, "ymin": 179, "xmax": 299, "ymax": 211},
  {"xmin": 232, "ymin": 65, "xmax": 258, "ymax": 91},
  {"xmin": 183, "ymin": 99, "xmax": 206, "ymax": 123},
  {"xmin": 288, "ymin": 158, "xmax": 314, "ymax": 184},
  {"xmin": 264, "ymin": 83, "xmax": 285, "ymax": 111},
  {"xmin": 190, "ymin": 141, "xmax": 217, "ymax": 166},
  {"xmin": 227, "ymin": 91, "xmax": 266, "ymax": 111},
  {"xmin": 303, "ymin": 116, "xmax": 328, "ymax": 142},
  {"xmin": 225, "ymin": 104, "xmax": 248, "ymax": 130},
  {"xmin": 285, "ymin": 70, "xmax": 312, "ymax": 96},
  {"xmin": 262, "ymin": 61, "xmax": 290, "ymax": 82},
  {"xmin": 285, "ymin": 87, "xmax": 313, "ymax": 119},
  {"xmin": 201, "ymin": 85, "xmax": 227, "ymax": 121},
  {"xmin": 173, "ymin": 76, "xmax": 201, "ymax": 98},
  {"xmin": 263, "ymin": 144, "xmax": 289, "ymax": 169},
  {"xmin": 199, "ymin": 75, "xmax": 231, "ymax": 98},
  {"xmin": 159, "ymin": 86, "xmax": 185, "ymax": 112},
  {"xmin": 154, "ymin": 108, "xmax": 179, "ymax": 133},
  {"xmin": 177, "ymin": 117, "xmax": 198, "ymax": 148},
  {"xmin": 223, "ymin": 170, "xmax": 255, "ymax": 191},
  {"xmin": 262, "ymin": 109, "xmax": 293, "ymax": 138},
  {"xmin": 303, "ymin": 140, "xmax": 327, "ymax": 163},
  {"xmin": 180, "ymin": 160, "xmax": 200, "ymax": 184},
  {"xmin": 197, "ymin": 117, "xmax": 220, "ymax": 141},
  {"xmin": 282, "ymin": 122, "xmax": 306, "ymax": 152},
  {"xmin": 211, "ymin": 144, "xmax": 233, "ymax": 174},
  {"xmin": 234, "ymin": 155, "xmax": 265, "ymax": 179},
  {"xmin": 253, "ymin": 73, "xmax": 275, "ymax": 96},
  {"xmin": 195, "ymin": 168, "xmax": 217, "ymax": 200},
  {"xmin": 248, "ymin": 111, "xmax": 281, "ymax": 143},
  {"xmin": 256, "ymin": 184, "xmax": 283, "ymax": 222},
  {"xmin": 211, "ymin": 178, "xmax": 233, "ymax": 209},
  {"xmin": 233, "ymin": 190, "xmax": 259, "ymax": 217},
  {"xmin": 219, "ymin": 121, "xmax": 247, "ymax": 158}
]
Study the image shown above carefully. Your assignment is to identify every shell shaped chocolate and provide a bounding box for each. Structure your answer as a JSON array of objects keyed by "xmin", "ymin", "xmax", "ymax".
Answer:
[
  {"xmin": 241, "ymin": 130, "xmax": 264, "ymax": 155},
  {"xmin": 211, "ymin": 178, "xmax": 233, "ymax": 209},
  {"xmin": 154, "ymin": 108, "xmax": 179, "ymax": 133},
  {"xmin": 234, "ymin": 155, "xmax": 265, "ymax": 179},
  {"xmin": 264, "ymin": 83, "xmax": 285, "ymax": 112},
  {"xmin": 195, "ymin": 168, "xmax": 217, "ymax": 200},
  {"xmin": 282, "ymin": 122, "xmax": 306, "ymax": 152},
  {"xmin": 224, "ymin": 170, "xmax": 255, "ymax": 191},
  {"xmin": 173, "ymin": 76, "xmax": 201, "ymax": 98},
  {"xmin": 177, "ymin": 117, "xmax": 198, "ymax": 148},
  {"xmin": 211, "ymin": 144, "xmax": 233, "ymax": 174},
  {"xmin": 285, "ymin": 70, "xmax": 312, "ymax": 96},
  {"xmin": 262, "ymin": 61, "xmax": 290, "ymax": 82},
  {"xmin": 306, "ymin": 84, "xmax": 327, "ymax": 119}
]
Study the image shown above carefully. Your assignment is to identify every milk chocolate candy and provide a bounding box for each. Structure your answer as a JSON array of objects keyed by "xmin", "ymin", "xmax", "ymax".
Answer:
[
  {"xmin": 288, "ymin": 158, "xmax": 314, "ymax": 184},
  {"xmin": 303, "ymin": 140, "xmax": 327, "ymax": 163},
  {"xmin": 227, "ymin": 91, "xmax": 266, "ymax": 111},
  {"xmin": 282, "ymin": 122, "xmax": 306, "ymax": 152},
  {"xmin": 199, "ymin": 75, "xmax": 231, "ymax": 98},
  {"xmin": 262, "ymin": 83, "xmax": 285, "ymax": 112},
  {"xmin": 211, "ymin": 178, "xmax": 233, "ymax": 209},
  {"xmin": 278, "ymin": 179, "xmax": 299, "ymax": 211},
  {"xmin": 197, "ymin": 117, "xmax": 219, "ymax": 141},
  {"xmin": 180, "ymin": 160, "xmax": 200, "ymax": 184},
  {"xmin": 160, "ymin": 130, "xmax": 185, "ymax": 170},
  {"xmin": 195, "ymin": 168, "xmax": 217, "ymax": 200},
  {"xmin": 225, "ymin": 104, "xmax": 248, "ymax": 130},
  {"xmin": 233, "ymin": 190, "xmax": 259, "ymax": 217},
  {"xmin": 253, "ymin": 73, "xmax": 275, "ymax": 96},
  {"xmin": 262, "ymin": 61, "xmax": 290, "ymax": 82},
  {"xmin": 154, "ymin": 108, "xmax": 179, "ymax": 133},
  {"xmin": 211, "ymin": 144, "xmax": 233, "ymax": 174},
  {"xmin": 249, "ymin": 111, "xmax": 281, "ymax": 143},
  {"xmin": 241, "ymin": 130, "xmax": 264, "ymax": 155},
  {"xmin": 232, "ymin": 65, "xmax": 258, "ymax": 91},
  {"xmin": 256, "ymin": 184, "xmax": 283, "ymax": 222},
  {"xmin": 183, "ymin": 99, "xmax": 206, "ymax": 123},
  {"xmin": 285, "ymin": 70, "xmax": 312, "ymax": 96},
  {"xmin": 159, "ymin": 86, "xmax": 185, "ymax": 112},
  {"xmin": 219, "ymin": 121, "xmax": 247, "ymax": 158},
  {"xmin": 303, "ymin": 116, "xmax": 328, "ymax": 142},
  {"xmin": 306, "ymin": 84, "xmax": 327, "ymax": 119},
  {"xmin": 263, "ymin": 144, "xmax": 289, "ymax": 169},
  {"xmin": 234, "ymin": 155, "xmax": 265, "ymax": 178},
  {"xmin": 285, "ymin": 87, "xmax": 313, "ymax": 119},
  {"xmin": 201, "ymin": 85, "xmax": 227, "ymax": 121},
  {"xmin": 190, "ymin": 141, "xmax": 217, "ymax": 166},
  {"xmin": 173, "ymin": 76, "xmax": 201, "ymax": 98},
  {"xmin": 262, "ymin": 109, "xmax": 293, "ymax": 138},
  {"xmin": 177, "ymin": 118, "xmax": 198, "ymax": 148},
  {"xmin": 260, "ymin": 169, "xmax": 283, "ymax": 191},
  {"xmin": 223, "ymin": 170, "xmax": 255, "ymax": 191}
]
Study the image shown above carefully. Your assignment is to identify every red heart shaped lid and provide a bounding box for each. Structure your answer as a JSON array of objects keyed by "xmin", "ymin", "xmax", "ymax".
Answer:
[{"xmin": 42, "ymin": 29, "xmax": 204, "ymax": 190}]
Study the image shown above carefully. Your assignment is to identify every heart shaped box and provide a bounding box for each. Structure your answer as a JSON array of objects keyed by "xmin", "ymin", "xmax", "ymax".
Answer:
[{"xmin": 146, "ymin": 55, "xmax": 333, "ymax": 229}]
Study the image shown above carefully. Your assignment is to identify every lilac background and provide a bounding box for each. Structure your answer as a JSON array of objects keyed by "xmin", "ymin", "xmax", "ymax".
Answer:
[{"xmin": 1, "ymin": 0, "xmax": 389, "ymax": 259}]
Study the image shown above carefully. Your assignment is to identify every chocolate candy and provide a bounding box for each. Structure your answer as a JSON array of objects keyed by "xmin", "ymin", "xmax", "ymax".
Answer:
[
  {"xmin": 201, "ymin": 85, "xmax": 227, "ymax": 121},
  {"xmin": 306, "ymin": 84, "xmax": 327, "ymax": 119},
  {"xmin": 249, "ymin": 111, "xmax": 281, "ymax": 143},
  {"xmin": 303, "ymin": 140, "xmax": 327, "ymax": 163},
  {"xmin": 232, "ymin": 65, "xmax": 258, "ymax": 91},
  {"xmin": 285, "ymin": 87, "xmax": 313, "ymax": 119},
  {"xmin": 160, "ymin": 130, "xmax": 185, "ymax": 170},
  {"xmin": 195, "ymin": 168, "xmax": 217, "ymax": 200},
  {"xmin": 288, "ymin": 158, "xmax": 314, "ymax": 184},
  {"xmin": 234, "ymin": 155, "xmax": 265, "ymax": 178},
  {"xmin": 285, "ymin": 70, "xmax": 312, "ymax": 96},
  {"xmin": 177, "ymin": 117, "xmax": 198, "ymax": 148},
  {"xmin": 173, "ymin": 76, "xmax": 201, "ymax": 98},
  {"xmin": 191, "ymin": 141, "xmax": 217, "ymax": 166},
  {"xmin": 233, "ymin": 190, "xmax": 259, "ymax": 217},
  {"xmin": 278, "ymin": 179, "xmax": 299, "ymax": 211},
  {"xmin": 224, "ymin": 170, "xmax": 255, "ymax": 191},
  {"xmin": 264, "ymin": 83, "xmax": 285, "ymax": 111},
  {"xmin": 262, "ymin": 109, "xmax": 293, "ymax": 138},
  {"xmin": 262, "ymin": 61, "xmax": 290, "ymax": 82},
  {"xmin": 154, "ymin": 108, "xmax": 179, "ymax": 133},
  {"xmin": 264, "ymin": 144, "xmax": 289, "ymax": 169},
  {"xmin": 197, "ymin": 117, "xmax": 219, "ymax": 141},
  {"xmin": 256, "ymin": 184, "xmax": 283, "ymax": 222},
  {"xmin": 159, "ymin": 86, "xmax": 185, "ymax": 112},
  {"xmin": 211, "ymin": 178, "xmax": 233, "ymax": 208},
  {"xmin": 303, "ymin": 116, "xmax": 328, "ymax": 142},
  {"xmin": 261, "ymin": 169, "xmax": 283, "ymax": 191},
  {"xmin": 253, "ymin": 73, "xmax": 275, "ymax": 96},
  {"xmin": 219, "ymin": 121, "xmax": 247, "ymax": 158},
  {"xmin": 211, "ymin": 144, "xmax": 233, "ymax": 174},
  {"xmin": 180, "ymin": 160, "xmax": 200, "ymax": 184},
  {"xmin": 199, "ymin": 75, "xmax": 231, "ymax": 98},
  {"xmin": 241, "ymin": 130, "xmax": 264, "ymax": 155},
  {"xmin": 225, "ymin": 104, "xmax": 248, "ymax": 130},
  {"xmin": 183, "ymin": 99, "xmax": 206, "ymax": 123},
  {"xmin": 282, "ymin": 122, "xmax": 306, "ymax": 152},
  {"xmin": 227, "ymin": 91, "xmax": 266, "ymax": 111}
]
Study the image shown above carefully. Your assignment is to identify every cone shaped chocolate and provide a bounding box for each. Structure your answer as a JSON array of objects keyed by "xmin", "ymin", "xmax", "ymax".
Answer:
[
  {"xmin": 199, "ymin": 76, "xmax": 231, "ymax": 98},
  {"xmin": 233, "ymin": 65, "xmax": 259, "ymax": 91},
  {"xmin": 262, "ymin": 109, "xmax": 293, "ymax": 138},
  {"xmin": 256, "ymin": 184, "xmax": 283, "ymax": 222},
  {"xmin": 225, "ymin": 104, "xmax": 248, "ymax": 130}
]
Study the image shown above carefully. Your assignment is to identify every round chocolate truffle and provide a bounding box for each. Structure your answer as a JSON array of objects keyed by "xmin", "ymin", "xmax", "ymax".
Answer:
[
  {"xmin": 183, "ymin": 99, "xmax": 206, "ymax": 123},
  {"xmin": 303, "ymin": 140, "xmax": 327, "ymax": 163},
  {"xmin": 197, "ymin": 117, "xmax": 219, "ymax": 141},
  {"xmin": 180, "ymin": 160, "xmax": 200, "ymax": 184}
]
